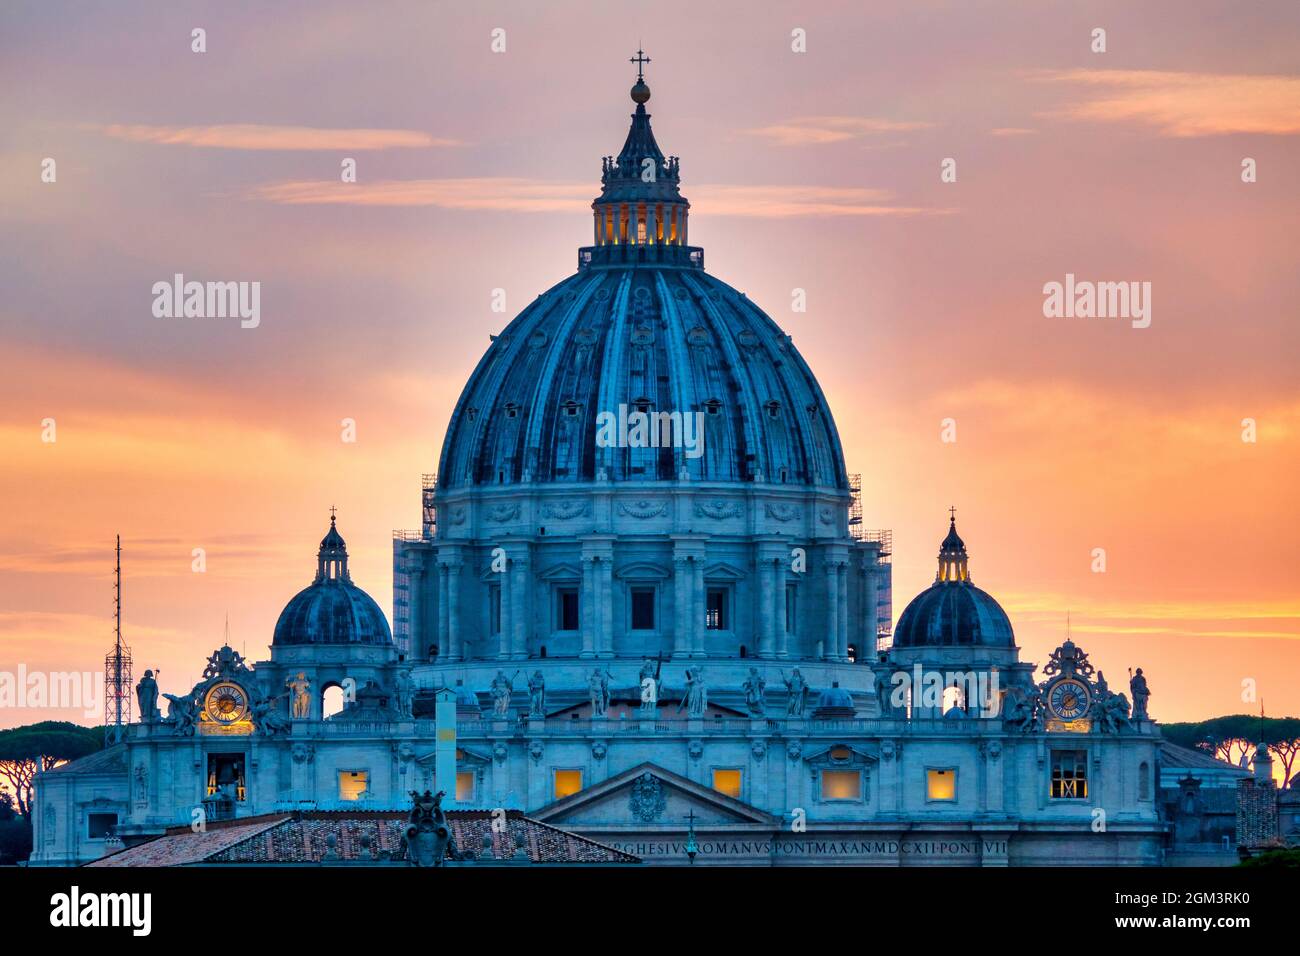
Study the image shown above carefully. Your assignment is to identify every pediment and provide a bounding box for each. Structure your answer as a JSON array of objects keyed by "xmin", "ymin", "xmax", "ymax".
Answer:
[
  {"xmin": 531, "ymin": 762, "xmax": 779, "ymax": 828},
  {"xmin": 538, "ymin": 562, "xmax": 582, "ymax": 581},
  {"xmin": 703, "ymin": 561, "xmax": 746, "ymax": 581}
]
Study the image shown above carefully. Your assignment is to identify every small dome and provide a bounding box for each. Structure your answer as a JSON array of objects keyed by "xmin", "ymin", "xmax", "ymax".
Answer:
[
  {"xmin": 892, "ymin": 583, "xmax": 1014, "ymax": 649},
  {"xmin": 811, "ymin": 682, "xmax": 856, "ymax": 718},
  {"xmin": 892, "ymin": 516, "xmax": 1015, "ymax": 649},
  {"xmin": 273, "ymin": 516, "xmax": 392, "ymax": 647}
]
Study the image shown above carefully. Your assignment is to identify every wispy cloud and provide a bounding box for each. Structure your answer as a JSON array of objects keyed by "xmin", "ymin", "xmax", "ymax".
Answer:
[
  {"xmin": 742, "ymin": 115, "xmax": 934, "ymax": 146},
  {"xmin": 1035, "ymin": 70, "xmax": 1300, "ymax": 136},
  {"xmin": 990, "ymin": 127, "xmax": 1036, "ymax": 136},
  {"xmin": 99, "ymin": 123, "xmax": 459, "ymax": 150},
  {"xmin": 244, "ymin": 177, "xmax": 948, "ymax": 218}
]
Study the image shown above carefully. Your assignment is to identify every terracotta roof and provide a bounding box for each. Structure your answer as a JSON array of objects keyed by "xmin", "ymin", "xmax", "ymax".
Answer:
[
  {"xmin": 43, "ymin": 744, "xmax": 128, "ymax": 776},
  {"xmin": 87, "ymin": 810, "xmax": 639, "ymax": 866},
  {"xmin": 88, "ymin": 816, "xmax": 287, "ymax": 867}
]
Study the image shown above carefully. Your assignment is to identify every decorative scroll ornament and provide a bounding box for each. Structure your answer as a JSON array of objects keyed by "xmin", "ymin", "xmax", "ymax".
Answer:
[
  {"xmin": 765, "ymin": 503, "xmax": 801, "ymax": 523},
  {"xmin": 542, "ymin": 500, "xmax": 590, "ymax": 520},
  {"xmin": 486, "ymin": 503, "xmax": 521, "ymax": 523},
  {"xmin": 1042, "ymin": 640, "xmax": 1094, "ymax": 680},
  {"xmin": 818, "ymin": 507, "xmax": 837, "ymax": 526},
  {"xmin": 619, "ymin": 499, "xmax": 668, "ymax": 519},
  {"xmin": 202, "ymin": 645, "xmax": 250, "ymax": 680},
  {"xmin": 628, "ymin": 772, "xmax": 667, "ymax": 822},
  {"xmin": 446, "ymin": 507, "xmax": 467, "ymax": 526},
  {"xmin": 694, "ymin": 499, "xmax": 742, "ymax": 520}
]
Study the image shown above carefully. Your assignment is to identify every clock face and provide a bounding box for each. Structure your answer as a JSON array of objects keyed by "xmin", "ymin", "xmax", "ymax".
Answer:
[
  {"xmin": 1047, "ymin": 678, "xmax": 1091, "ymax": 721},
  {"xmin": 205, "ymin": 682, "xmax": 248, "ymax": 724}
]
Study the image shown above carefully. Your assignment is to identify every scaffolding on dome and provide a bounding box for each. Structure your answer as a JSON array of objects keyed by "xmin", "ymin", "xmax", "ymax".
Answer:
[
  {"xmin": 848, "ymin": 473, "xmax": 864, "ymax": 539},
  {"xmin": 392, "ymin": 473, "xmax": 437, "ymax": 660},
  {"xmin": 104, "ymin": 535, "xmax": 132, "ymax": 744},
  {"xmin": 863, "ymin": 529, "xmax": 894, "ymax": 654},
  {"xmin": 421, "ymin": 473, "xmax": 437, "ymax": 539}
]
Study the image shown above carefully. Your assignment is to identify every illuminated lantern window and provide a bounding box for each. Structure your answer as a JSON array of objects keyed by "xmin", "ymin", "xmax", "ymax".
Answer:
[
  {"xmin": 712, "ymin": 768, "xmax": 742, "ymax": 798},
  {"xmin": 821, "ymin": 770, "xmax": 861, "ymax": 801},
  {"xmin": 338, "ymin": 770, "xmax": 369, "ymax": 801},
  {"xmin": 456, "ymin": 770, "xmax": 476, "ymax": 803},
  {"xmin": 554, "ymin": 769, "xmax": 583, "ymax": 799},
  {"xmin": 926, "ymin": 768, "xmax": 956, "ymax": 801},
  {"xmin": 1050, "ymin": 750, "xmax": 1088, "ymax": 799}
]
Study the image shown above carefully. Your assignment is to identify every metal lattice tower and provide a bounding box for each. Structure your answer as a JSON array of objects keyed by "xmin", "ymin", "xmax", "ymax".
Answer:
[{"xmin": 104, "ymin": 535, "xmax": 132, "ymax": 744}]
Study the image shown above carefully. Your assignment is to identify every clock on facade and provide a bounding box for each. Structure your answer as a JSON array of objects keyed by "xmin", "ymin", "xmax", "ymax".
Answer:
[
  {"xmin": 204, "ymin": 682, "xmax": 249, "ymax": 724},
  {"xmin": 1046, "ymin": 678, "xmax": 1092, "ymax": 721}
]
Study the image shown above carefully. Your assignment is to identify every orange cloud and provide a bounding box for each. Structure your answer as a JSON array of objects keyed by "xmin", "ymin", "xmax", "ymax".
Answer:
[
  {"xmin": 99, "ymin": 123, "xmax": 460, "ymax": 150},
  {"xmin": 743, "ymin": 116, "xmax": 934, "ymax": 146},
  {"xmin": 245, "ymin": 178, "xmax": 949, "ymax": 218},
  {"xmin": 1035, "ymin": 70, "xmax": 1300, "ymax": 136}
]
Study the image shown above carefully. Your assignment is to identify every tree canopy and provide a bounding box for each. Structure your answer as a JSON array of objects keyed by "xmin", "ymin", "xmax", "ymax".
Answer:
[{"xmin": 0, "ymin": 721, "xmax": 104, "ymax": 817}]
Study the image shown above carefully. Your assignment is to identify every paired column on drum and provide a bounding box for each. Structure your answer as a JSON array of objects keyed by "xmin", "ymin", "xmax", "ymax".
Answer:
[{"xmin": 434, "ymin": 547, "xmax": 462, "ymax": 662}]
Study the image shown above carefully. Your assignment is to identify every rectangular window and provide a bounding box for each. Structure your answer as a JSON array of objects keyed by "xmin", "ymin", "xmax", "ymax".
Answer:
[
  {"xmin": 785, "ymin": 584, "xmax": 797, "ymax": 633},
  {"xmin": 631, "ymin": 587, "xmax": 655, "ymax": 630},
  {"xmin": 553, "ymin": 769, "xmax": 583, "ymax": 800},
  {"xmin": 926, "ymin": 768, "xmax": 956, "ymax": 801},
  {"xmin": 489, "ymin": 585, "xmax": 501, "ymax": 635},
  {"xmin": 87, "ymin": 812, "xmax": 117, "ymax": 840},
  {"xmin": 820, "ymin": 770, "xmax": 862, "ymax": 801},
  {"xmin": 712, "ymin": 768, "xmax": 743, "ymax": 798},
  {"xmin": 557, "ymin": 587, "xmax": 579, "ymax": 631},
  {"xmin": 456, "ymin": 770, "xmax": 476, "ymax": 803},
  {"xmin": 338, "ymin": 770, "xmax": 369, "ymax": 801},
  {"xmin": 706, "ymin": 587, "xmax": 728, "ymax": 630},
  {"xmin": 1051, "ymin": 750, "xmax": 1089, "ymax": 799}
]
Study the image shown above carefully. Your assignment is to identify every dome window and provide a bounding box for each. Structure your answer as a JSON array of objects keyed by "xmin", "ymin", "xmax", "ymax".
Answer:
[
  {"xmin": 466, "ymin": 406, "xmax": 478, "ymax": 423},
  {"xmin": 633, "ymin": 397, "xmax": 653, "ymax": 414},
  {"xmin": 504, "ymin": 402, "xmax": 519, "ymax": 419},
  {"xmin": 562, "ymin": 400, "xmax": 581, "ymax": 417},
  {"xmin": 703, "ymin": 398, "xmax": 722, "ymax": 416},
  {"xmin": 765, "ymin": 400, "xmax": 781, "ymax": 419}
]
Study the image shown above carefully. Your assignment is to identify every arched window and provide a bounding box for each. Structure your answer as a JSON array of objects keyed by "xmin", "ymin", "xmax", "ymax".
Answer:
[
  {"xmin": 1138, "ymin": 761, "xmax": 1151, "ymax": 800},
  {"xmin": 322, "ymin": 684, "xmax": 345, "ymax": 719}
]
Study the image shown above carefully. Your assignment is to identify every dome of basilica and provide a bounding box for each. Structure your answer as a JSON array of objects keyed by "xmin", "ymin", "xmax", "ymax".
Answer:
[
  {"xmin": 272, "ymin": 516, "xmax": 393, "ymax": 647},
  {"xmin": 436, "ymin": 75, "xmax": 848, "ymax": 492},
  {"xmin": 891, "ymin": 516, "xmax": 1015, "ymax": 649}
]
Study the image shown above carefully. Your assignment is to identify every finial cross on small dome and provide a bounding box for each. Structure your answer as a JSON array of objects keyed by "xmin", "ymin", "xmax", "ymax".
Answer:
[
  {"xmin": 948, "ymin": 505, "xmax": 956, "ymax": 523},
  {"xmin": 329, "ymin": 505, "xmax": 338, "ymax": 522},
  {"xmin": 630, "ymin": 46, "xmax": 651, "ymax": 81}
]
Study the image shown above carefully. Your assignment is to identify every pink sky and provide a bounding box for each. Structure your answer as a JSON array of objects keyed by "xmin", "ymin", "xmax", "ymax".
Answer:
[{"xmin": 1, "ymin": 0, "xmax": 1297, "ymax": 730}]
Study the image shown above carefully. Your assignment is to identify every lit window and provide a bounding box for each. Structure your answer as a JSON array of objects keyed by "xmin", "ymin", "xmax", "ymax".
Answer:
[
  {"xmin": 338, "ymin": 770, "xmax": 369, "ymax": 801},
  {"xmin": 456, "ymin": 771, "xmax": 476, "ymax": 803},
  {"xmin": 706, "ymin": 588, "xmax": 727, "ymax": 630},
  {"xmin": 554, "ymin": 769, "xmax": 583, "ymax": 800},
  {"xmin": 631, "ymin": 588, "xmax": 655, "ymax": 630},
  {"xmin": 1050, "ymin": 750, "xmax": 1088, "ymax": 799},
  {"xmin": 926, "ymin": 768, "xmax": 956, "ymax": 801},
  {"xmin": 712, "ymin": 768, "xmax": 742, "ymax": 798},
  {"xmin": 557, "ymin": 587, "xmax": 579, "ymax": 631},
  {"xmin": 821, "ymin": 770, "xmax": 862, "ymax": 801},
  {"xmin": 87, "ymin": 812, "xmax": 117, "ymax": 840},
  {"xmin": 829, "ymin": 746, "xmax": 852, "ymax": 761}
]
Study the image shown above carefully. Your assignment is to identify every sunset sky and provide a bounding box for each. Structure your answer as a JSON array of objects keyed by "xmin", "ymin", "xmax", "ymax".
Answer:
[{"xmin": 1, "ymin": 0, "xmax": 1297, "ymax": 730}]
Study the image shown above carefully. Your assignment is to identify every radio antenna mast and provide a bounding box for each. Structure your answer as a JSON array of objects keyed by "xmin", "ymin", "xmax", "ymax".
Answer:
[{"xmin": 104, "ymin": 535, "xmax": 133, "ymax": 744}]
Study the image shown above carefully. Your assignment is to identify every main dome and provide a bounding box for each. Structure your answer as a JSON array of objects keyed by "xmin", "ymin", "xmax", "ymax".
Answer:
[{"xmin": 436, "ymin": 75, "xmax": 848, "ymax": 491}]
